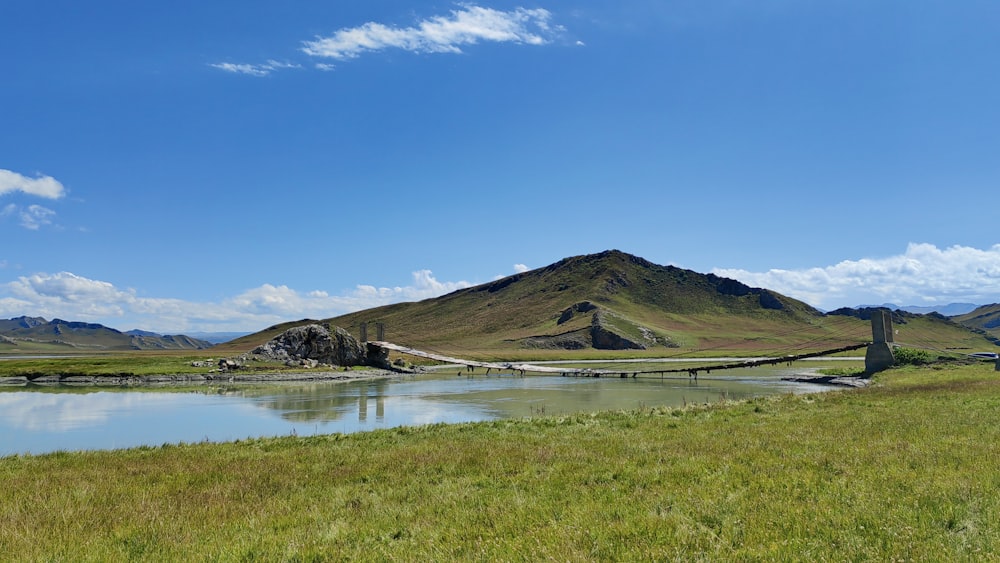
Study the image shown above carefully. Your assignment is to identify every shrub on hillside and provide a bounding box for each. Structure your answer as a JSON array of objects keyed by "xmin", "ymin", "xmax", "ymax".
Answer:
[{"xmin": 894, "ymin": 347, "xmax": 933, "ymax": 366}]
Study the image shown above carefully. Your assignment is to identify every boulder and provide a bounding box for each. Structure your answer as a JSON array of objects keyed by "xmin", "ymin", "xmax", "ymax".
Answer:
[{"xmin": 249, "ymin": 324, "xmax": 367, "ymax": 367}]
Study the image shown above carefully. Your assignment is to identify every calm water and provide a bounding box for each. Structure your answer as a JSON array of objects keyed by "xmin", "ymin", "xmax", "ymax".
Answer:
[{"xmin": 0, "ymin": 366, "xmax": 838, "ymax": 456}]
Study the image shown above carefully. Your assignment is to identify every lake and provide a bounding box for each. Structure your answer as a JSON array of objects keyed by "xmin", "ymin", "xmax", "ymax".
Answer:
[{"xmin": 0, "ymin": 364, "xmax": 843, "ymax": 456}]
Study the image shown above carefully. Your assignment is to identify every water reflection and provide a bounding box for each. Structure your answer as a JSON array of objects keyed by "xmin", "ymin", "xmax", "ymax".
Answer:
[{"xmin": 0, "ymin": 367, "xmax": 840, "ymax": 456}]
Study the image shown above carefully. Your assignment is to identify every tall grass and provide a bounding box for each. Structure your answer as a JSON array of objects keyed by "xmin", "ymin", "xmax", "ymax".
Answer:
[{"xmin": 2, "ymin": 363, "xmax": 999, "ymax": 560}]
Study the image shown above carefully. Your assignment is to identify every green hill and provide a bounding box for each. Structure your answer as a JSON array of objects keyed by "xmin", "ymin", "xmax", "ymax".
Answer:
[
  {"xmin": 826, "ymin": 307, "xmax": 997, "ymax": 355},
  {"xmin": 220, "ymin": 250, "xmax": 996, "ymax": 359},
  {"xmin": 952, "ymin": 303, "xmax": 1000, "ymax": 343},
  {"xmin": 0, "ymin": 317, "xmax": 213, "ymax": 353},
  {"xmin": 221, "ymin": 251, "xmax": 853, "ymax": 357}
]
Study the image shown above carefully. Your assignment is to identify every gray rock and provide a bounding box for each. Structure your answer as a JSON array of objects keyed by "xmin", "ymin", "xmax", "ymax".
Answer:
[{"xmin": 248, "ymin": 323, "xmax": 368, "ymax": 367}]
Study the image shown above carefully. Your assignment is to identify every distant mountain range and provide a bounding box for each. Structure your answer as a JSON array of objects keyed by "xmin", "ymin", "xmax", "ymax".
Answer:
[
  {"xmin": 220, "ymin": 250, "xmax": 996, "ymax": 356},
  {"xmin": 0, "ymin": 317, "xmax": 214, "ymax": 351},
  {"xmin": 860, "ymin": 303, "xmax": 981, "ymax": 316}
]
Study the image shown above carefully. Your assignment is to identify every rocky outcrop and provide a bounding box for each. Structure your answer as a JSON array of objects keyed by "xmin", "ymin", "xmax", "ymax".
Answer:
[
  {"xmin": 248, "ymin": 324, "xmax": 367, "ymax": 366},
  {"xmin": 557, "ymin": 301, "xmax": 598, "ymax": 325},
  {"xmin": 520, "ymin": 329, "xmax": 590, "ymax": 350},
  {"xmin": 590, "ymin": 313, "xmax": 646, "ymax": 350},
  {"xmin": 365, "ymin": 342, "xmax": 391, "ymax": 369},
  {"xmin": 522, "ymin": 305, "xmax": 673, "ymax": 351},
  {"xmin": 240, "ymin": 323, "xmax": 404, "ymax": 369}
]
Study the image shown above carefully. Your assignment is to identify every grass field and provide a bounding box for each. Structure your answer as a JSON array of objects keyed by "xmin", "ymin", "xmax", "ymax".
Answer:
[{"xmin": 2, "ymin": 361, "xmax": 999, "ymax": 560}]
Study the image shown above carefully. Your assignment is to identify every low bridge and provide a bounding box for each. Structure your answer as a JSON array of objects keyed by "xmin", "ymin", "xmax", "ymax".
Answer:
[
  {"xmin": 369, "ymin": 310, "xmax": 898, "ymax": 377},
  {"xmin": 370, "ymin": 341, "xmax": 872, "ymax": 379}
]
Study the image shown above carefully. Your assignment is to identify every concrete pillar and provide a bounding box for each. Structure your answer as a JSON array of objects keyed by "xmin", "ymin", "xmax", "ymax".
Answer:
[
  {"xmin": 871, "ymin": 309, "xmax": 894, "ymax": 344},
  {"xmin": 865, "ymin": 309, "xmax": 895, "ymax": 375}
]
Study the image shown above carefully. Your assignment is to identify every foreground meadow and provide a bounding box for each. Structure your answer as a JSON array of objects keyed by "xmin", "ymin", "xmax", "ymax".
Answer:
[{"xmin": 2, "ymin": 362, "xmax": 999, "ymax": 560}]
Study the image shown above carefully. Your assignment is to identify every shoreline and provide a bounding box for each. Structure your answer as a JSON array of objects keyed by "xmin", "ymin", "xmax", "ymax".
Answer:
[
  {"xmin": 780, "ymin": 373, "xmax": 871, "ymax": 387},
  {"xmin": 0, "ymin": 369, "xmax": 400, "ymax": 387}
]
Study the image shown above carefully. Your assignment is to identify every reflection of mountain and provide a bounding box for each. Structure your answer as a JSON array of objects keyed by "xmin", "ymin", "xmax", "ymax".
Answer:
[{"xmin": 238, "ymin": 379, "xmax": 390, "ymax": 424}]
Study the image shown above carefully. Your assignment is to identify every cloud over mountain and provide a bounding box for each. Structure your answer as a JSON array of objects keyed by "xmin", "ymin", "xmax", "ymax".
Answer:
[
  {"xmin": 2, "ymin": 245, "xmax": 998, "ymax": 333},
  {"xmin": 714, "ymin": 243, "xmax": 1000, "ymax": 310},
  {"xmin": 0, "ymin": 269, "xmax": 475, "ymax": 334}
]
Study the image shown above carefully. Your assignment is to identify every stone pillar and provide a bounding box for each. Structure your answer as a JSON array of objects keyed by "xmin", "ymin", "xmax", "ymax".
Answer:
[
  {"xmin": 871, "ymin": 309, "xmax": 894, "ymax": 344},
  {"xmin": 865, "ymin": 309, "xmax": 896, "ymax": 375}
]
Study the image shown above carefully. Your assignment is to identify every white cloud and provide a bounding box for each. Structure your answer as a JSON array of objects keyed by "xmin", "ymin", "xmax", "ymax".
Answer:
[
  {"xmin": 8, "ymin": 243, "xmax": 997, "ymax": 335},
  {"xmin": 0, "ymin": 269, "xmax": 473, "ymax": 334},
  {"xmin": 0, "ymin": 169, "xmax": 66, "ymax": 199},
  {"xmin": 713, "ymin": 243, "xmax": 1000, "ymax": 310},
  {"xmin": 301, "ymin": 6, "xmax": 557, "ymax": 60},
  {"xmin": 209, "ymin": 59, "xmax": 301, "ymax": 77},
  {"xmin": 513, "ymin": 263, "xmax": 530, "ymax": 273},
  {"xmin": 17, "ymin": 205, "xmax": 57, "ymax": 230}
]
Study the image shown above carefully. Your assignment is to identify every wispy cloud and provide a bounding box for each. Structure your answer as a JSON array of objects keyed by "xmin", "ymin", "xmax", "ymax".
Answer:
[
  {"xmin": 0, "ymin": 169, "xmax": 66, "ymax": 199},
  {"xmin": 18, "ymin": 205, "xmax": 57, "ymax": 230},
  {"xmin": 513, "ymin": 263, "xmax": 530, "ymax": 273},
  {"xmin": 301, "ymin": 6, "xmax": 557, "ymax": 60},
  {"xmin": 714, "ymin": 243, "xmax": 1000, "ymax": 310},
  {"xmin": 1, "ymin": 203, "xmax": 58, "ymax": 230},
  {"xmin": 209, "ymin": 60, "xmax": 301, "ymax": 77},
  {"xmin": 212, "ymin": 5, "xmax": 562, "ymax": 77}
]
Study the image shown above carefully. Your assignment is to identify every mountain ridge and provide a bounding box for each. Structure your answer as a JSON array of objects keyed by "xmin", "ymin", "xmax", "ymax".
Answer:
[
  {"xmin": 0, "ymin": 317, "xmax": 214, "ymax": 352},
  {"xmin": 223, "ymin": 250, "xmax": 893, "ymax": 356}
]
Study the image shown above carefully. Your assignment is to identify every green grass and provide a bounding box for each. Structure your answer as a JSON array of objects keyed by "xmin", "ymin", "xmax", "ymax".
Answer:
[
  {"xmin": 2, "ymin": 363, "xmax": 999, "ymax": 560},
  {"xmin": 0, "ymin": 354, "xmax": 302, "ymax": 378}
]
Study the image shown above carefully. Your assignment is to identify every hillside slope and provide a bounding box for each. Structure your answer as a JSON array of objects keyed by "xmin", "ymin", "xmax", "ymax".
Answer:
[
  {"xmin": 827, "ymin": 307, "xmax": 998, "ymax": 354},
  {"xmin": 952, "ymin": 303, "xmax": 1000, "ymax": 343},
  {"xmin": 0, "ymin": 317, "xmax": 213, "ymax": 352},
  {"xmin": 223, "ymin": 251, "xmax": 881, "ymax": 356}
]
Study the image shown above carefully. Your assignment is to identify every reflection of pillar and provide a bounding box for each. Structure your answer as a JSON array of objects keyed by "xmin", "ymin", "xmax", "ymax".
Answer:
[
  {"xmin": 865, "ymin": 309, "xmax": 896, "ymax": 375},
  {"xmin": 359, "ymin": 392, "xmax": 368, "ymax": 423},
  {"xmin": 365, "ymin": 380, "xmax": 387, "ymax": 422}
]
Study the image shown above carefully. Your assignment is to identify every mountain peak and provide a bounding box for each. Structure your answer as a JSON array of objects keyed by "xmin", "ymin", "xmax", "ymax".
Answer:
[{"xmin": 248, "ymin": 251, "xmax": 828, "ymax": 354}]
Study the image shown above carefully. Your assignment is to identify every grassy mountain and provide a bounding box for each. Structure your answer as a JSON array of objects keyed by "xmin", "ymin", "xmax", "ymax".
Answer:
[
  {"xmin": 220, "ymin": 251, "xmax": 859, "ymax": 357},
  {"xmin": 0, "ymin": 317, "xmax": 213, "ymax": 352},
  {"xmin": 222, "ymin": 250, "xmax": 996, "ymax": 359},
  {"xmin": 952, "ymin": 304, "xmax": 1000, "ymax": 343}
]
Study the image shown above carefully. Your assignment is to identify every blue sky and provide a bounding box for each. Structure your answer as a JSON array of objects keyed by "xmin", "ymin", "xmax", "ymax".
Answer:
[{"xmin": 2, "ymin": 1, "xmax": 999, "ymax": 334}]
